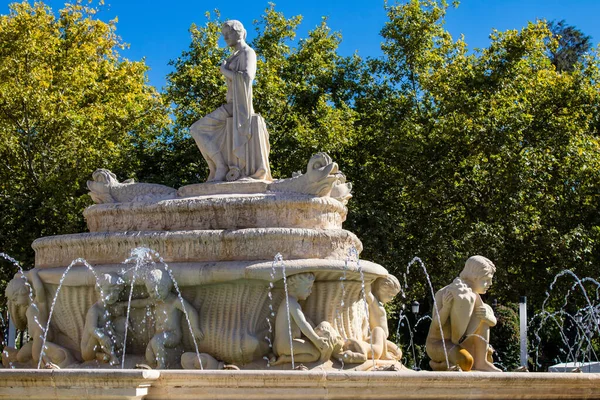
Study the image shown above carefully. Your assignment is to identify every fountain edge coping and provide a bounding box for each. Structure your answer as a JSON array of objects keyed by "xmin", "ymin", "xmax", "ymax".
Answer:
[
  {"xmin": 34, "ymin": 259, "xmax": 389, "ymax": 286},
  {"xmin": 0, "ymin": 369, "xmax": 599, "ymax": 400}
]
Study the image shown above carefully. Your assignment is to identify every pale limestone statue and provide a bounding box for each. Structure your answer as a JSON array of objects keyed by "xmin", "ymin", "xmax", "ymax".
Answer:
[
  {"xmin": 344, "ymin": 274, "xmax": 403, "ymax": 361},
  {"xmin": 81, "ymin": 273, "xmax": 125, "ymax": 365},
  {"xmin": 269, "ymin": 152, "xmax": 352, "ymax": 203},
  {"xmin": 127, "ymin": 268, "xmax": 204, "ymax": 369},
  {"xmin": 3, "ymin": 272, "xmax": 75, "ymax": 368},
  {"xmin": 313, "ymin": 321, "xmax": 366, "ymax": 364},
  {"xmin": 87, "ymin": 169, "xmax": 176, "ymax": 204},
  {"xmin": 272, "ymin": 273, "xmax": 331, "ymax": 365},
  {"xmin": 426, "ymin": 255, "xmax": 502, "ymax": 372},
  {"xmin": 190, "ymin": 20, "xmax": 272, "ymax": 182},
  {"xmin": 180, "ymin": 352, "xmax": 223, "ymax": 370}
]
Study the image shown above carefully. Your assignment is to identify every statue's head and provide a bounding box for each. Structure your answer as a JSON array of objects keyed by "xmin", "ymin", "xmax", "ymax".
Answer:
[
  {"xmin": 373, "ymin": 274, "xmax": 401, "ymax": 303},
  {"xmin": 145, "ymin": 268, "xmax": 173, "ymax": 300},
  {"xmin": 459, "ymin": 255, "xmax": 496, "ymax": 294},
  {"xmin": 96, "ymin": 273, "xmax": 125, "ymax": 305},
  {"xmin": 287, "ymin": 273, "xmax": 315, "ymax": 300},
  {"xmin": 5, "ymin": 275, "xmax": 30, "ymax": 307},
  {"xmin": 5, "ymin": 275, "xmax": 31, "ymax": 331},
  {"xmin": 222, "ymin": 20, "xmax": 247, "ymax": 46}
]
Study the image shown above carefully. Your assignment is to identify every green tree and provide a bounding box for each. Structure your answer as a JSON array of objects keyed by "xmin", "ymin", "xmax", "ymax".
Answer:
[
  {"xmin": 0, "ymin": 1, "xmax": 169, "ymax": 271},
  {"xmin": 489, "ymin": 303, "xmax": 521, "ymax": 370}
]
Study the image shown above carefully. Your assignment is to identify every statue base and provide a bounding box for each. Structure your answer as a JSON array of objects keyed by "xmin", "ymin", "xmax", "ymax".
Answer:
[{"xmin": 177, "ymin": 179, "xmax": 270, "ymax": 197}]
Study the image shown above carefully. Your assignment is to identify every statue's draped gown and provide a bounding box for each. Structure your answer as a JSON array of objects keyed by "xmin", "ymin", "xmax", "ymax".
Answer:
[{"xmin": 190, "ymin": 46, "xmax": 272, "ymax": 181}]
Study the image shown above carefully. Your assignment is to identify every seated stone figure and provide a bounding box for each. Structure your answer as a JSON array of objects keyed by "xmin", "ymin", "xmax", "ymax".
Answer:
[
  {"xmin": 272, "ymin": 273, "xmax": 331, "ymax": 365},
  {"xmin": 344, "ymin": 274, "xmax": 403, "ymax": 361},
  {"xmin": 127, "ymin": 268, "xmax": 204, "ymax": 369},
  {"xmin": 81, "ymin": 273, "xmax": 126, "ymax": 365},
  {"xmin": 426, "ymin": 255, "xmax": 502, "ymax": 372},
  {"xmin": 190, "ymin": 20, "xmax": 271, "ymax": 182},
  {"xmin": 3, "ymin": 271, "xmax": 75, "ymax": 368},
  {"xmin": 313, "ymin": 321, "xmax": 366, "ymax": 364}
]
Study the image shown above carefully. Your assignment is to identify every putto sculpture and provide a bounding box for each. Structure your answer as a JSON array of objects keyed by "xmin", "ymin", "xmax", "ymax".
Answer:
[
  {"xmin": 128, "ymin": 268, "xmax": 204, "ymax": 369},
  {"xmin": 81, "ymin": 273, "xmax": 125, "ymax": 365},
  {"xmin": 3, "ymin": 271, "xmax": 75, "ymax": 368},
  {"xmin": 426, "ymin": 255, "xmax": 502, "ymax": 372}
]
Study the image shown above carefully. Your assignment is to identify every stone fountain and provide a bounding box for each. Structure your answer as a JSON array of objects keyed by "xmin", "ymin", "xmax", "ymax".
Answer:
[{"xmin": 1, "ymin": 19, "xmax": 599, "ymax": 400}]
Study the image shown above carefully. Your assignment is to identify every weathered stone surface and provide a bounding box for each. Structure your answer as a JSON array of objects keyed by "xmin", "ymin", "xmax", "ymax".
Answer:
[
  {"xmin": 177, "ymin": 180, "xmax": 269, "ymax": 197},
  {"xmin": 0, "ymin": 369, "xmax": 159, "ymax": 399},
  {"xmin": 2, "ymin": 370, "xmax": 598, "ymax": 399},
  {"xmin": 147, "ymin": 371, "xmax": 600, "ymax": 399},
  {"xmin": 33, "ymin": 228, "xmax": 362, "ymax": 268},
  {"xmin": 35, "ymin": 260, "xmax": 387, "ymax": 366},
  {"xmin": 84, "ymin": 193, "xmax": 347, "ymax": 232}
]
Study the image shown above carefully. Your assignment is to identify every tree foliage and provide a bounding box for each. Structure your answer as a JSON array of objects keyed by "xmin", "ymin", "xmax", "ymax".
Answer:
[
  {"xmin": 548, "ymin": 19, "xmax": 592, "ymax": 72},
  {"xmin": 347, "ymin": 0, "xmax": 600, "ymax": 309},
  {"xmin": 0, "ymin": 1, "xmax": 169, "ymax": 269}
]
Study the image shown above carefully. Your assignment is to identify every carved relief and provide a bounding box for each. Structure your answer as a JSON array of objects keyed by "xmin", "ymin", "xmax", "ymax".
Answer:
[
  {"xmin": 87, "ymin": 169, "xmax": 176, "ymax": 204},
  {"xmin": 269, "ymin": 153, "xmax": 352, "ymax": 202}
]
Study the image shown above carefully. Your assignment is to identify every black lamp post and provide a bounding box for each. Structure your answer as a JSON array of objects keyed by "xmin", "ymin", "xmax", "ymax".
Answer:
[{"xmin": 411, "ymin": 300, "xmax": 420, "ymax": 316}]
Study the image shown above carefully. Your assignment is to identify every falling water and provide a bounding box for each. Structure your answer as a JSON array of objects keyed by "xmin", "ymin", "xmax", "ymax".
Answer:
[
  {"xmin": 405, "ymin": 256, "xmax": 450, "ymax": 369},
  {"xmin": 395, "ymin": 308, "xmax": 417, "ymax": 368},
  {"xmin": 542, "ymin": 271, "xmax": 600, "ymax": 337},
  {"xmin": 264, "ymin": 256, "xmax": 279, "ymax": 367},
  {"xmin": 37, "ymin": 258, "xmax": 89, "ymax": 369},
  {"xmin": 121, "ymin": 249, "xmax": 143, "ymax": 368},
  {"xmin": 275, "ymin": 253, "xmax": 295, "ymax": 369},
  {"xmin": 0, "ymin": 253, "xmax": 35, "ymax": 309},
  {"xmin": 121, "ymin": 247, "xmax": 204, "ymax": 370},
  {"xmin": 348, "ymin": 247, "xmax": 375, "ymax": 368},
  {"xmin": 0, "ymin": 253, "xmax": 37, "ymax": 368},
  {"xmin": 531, "ymin": 270, "xmax": 600, "ymax": 370},
  {"xmin": 161, "ymin": 259, "xmax": 204, "ymax": 370},
  {"xmin": 334, "ymin": 254, "xmax": 350, "ymax": 369}
]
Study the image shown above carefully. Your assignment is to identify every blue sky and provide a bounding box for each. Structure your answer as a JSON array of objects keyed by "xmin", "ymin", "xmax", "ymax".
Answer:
[{"xmin": 3, "ymin": 0, "xmax": 600, "ymax": 90}]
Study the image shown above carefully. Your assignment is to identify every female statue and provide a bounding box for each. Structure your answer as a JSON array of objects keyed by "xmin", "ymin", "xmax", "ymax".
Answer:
[{"xmin": 190, "ymin": 20, "xmax": 272, "ymax": 182}]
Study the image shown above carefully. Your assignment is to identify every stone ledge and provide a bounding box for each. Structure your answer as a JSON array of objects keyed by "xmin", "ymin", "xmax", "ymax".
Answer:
[
  {"xmin": 1, "ymin": 369, "xmax": 599, "ymax": 399},
  {"xmin": 32, "ymin": 228, "xmax": 362, "ymax": 268},
  {"xmin": 177, "ymin": 180, "xmax": 270, "ymax": 197},
  {"xmin": 0, "ymin": 369, "xmax": 159, "ymax": 400},
  {"xmin": 35, "ymin": 259, "xmax": 388, "ymax": 286},
  {"xmin": 148, "ymin": 370, "xmax": 600, "ymax": 399},
  {"xmin": 84, "ymin": 192, "xmax": 347, "ymax": 232}
]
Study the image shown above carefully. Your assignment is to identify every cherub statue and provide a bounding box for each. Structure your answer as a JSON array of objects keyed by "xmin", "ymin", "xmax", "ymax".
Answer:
[
  {"xmin": 313, "ymin": 321, "xmax": 366, "ymax": 364},
  {"xmin": 272, "ymin": 273, "xmax": 331, "ymax": 365},
  {"xmin": 426, "ymin": 255, "xmax": 502, "ymax": 372},
  {"xmin": 342, "ymin": 274, "xmax": 402, "ymax": 361},
  {"xmin": 127, "ymin": 268, "xmax": 204, "ymax": 369},
  {"xmin": 81, "ymin": 273, "xmax": 126, "ymax": 365},
  {"xmin": 3, "ymin": 271, "xmax": 75, "ymax": 368}
]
